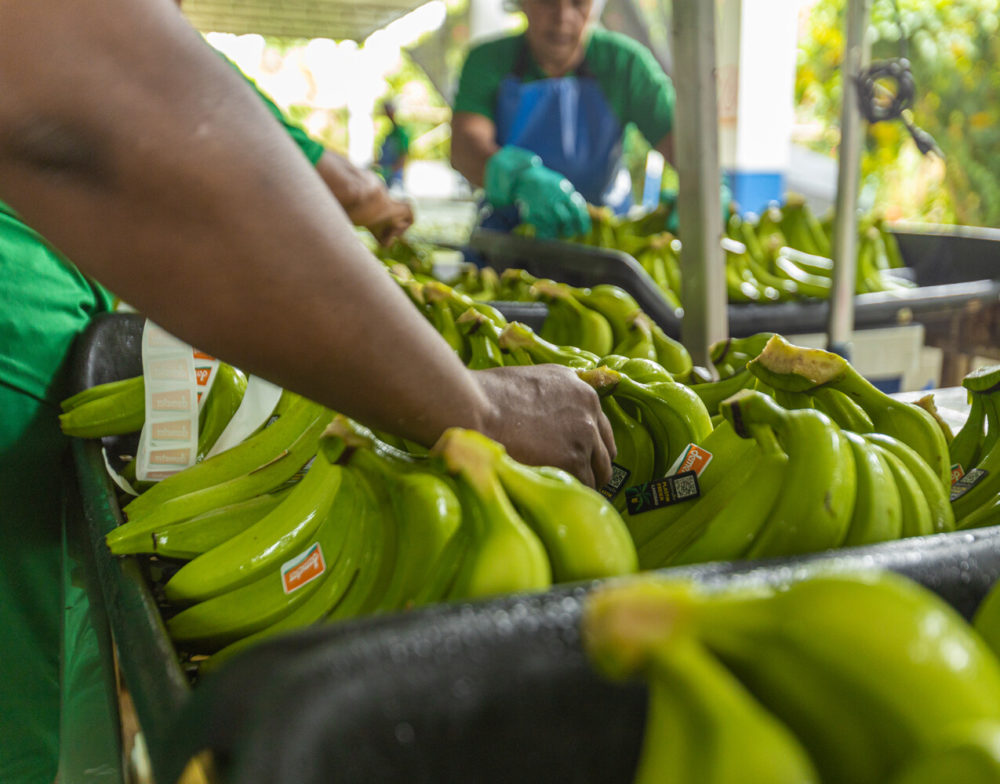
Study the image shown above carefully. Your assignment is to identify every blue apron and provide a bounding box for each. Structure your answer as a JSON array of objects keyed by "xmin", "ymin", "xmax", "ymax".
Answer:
[{"xmin": 480, "ymin": 43, "xmax": 631, "ymax": 233}]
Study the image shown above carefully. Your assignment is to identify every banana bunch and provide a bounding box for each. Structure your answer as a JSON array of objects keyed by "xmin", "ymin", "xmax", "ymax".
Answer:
[
  {"xmin": 583, "ymin": 570, "xmax": 1000, "ymax": 784},
  {"xmin": 105, "ymin": 391, "xmax": 335, "ymax": 553},
  {"xmin": 575, "ymin": 364, "xmax": 713, "ymax": 519},
  {"xmin": 60, "ymin": 362, "xmax": 249, "ymax": 465},
  {"xmin": 946, "ymin": 364, "xmax": 1000, "ymax": 530}
]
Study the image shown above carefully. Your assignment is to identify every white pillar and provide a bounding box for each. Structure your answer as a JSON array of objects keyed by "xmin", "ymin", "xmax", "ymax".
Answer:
[{"xmin": 718, "ymin": 0, "xmax": 799, "ymax": 215}]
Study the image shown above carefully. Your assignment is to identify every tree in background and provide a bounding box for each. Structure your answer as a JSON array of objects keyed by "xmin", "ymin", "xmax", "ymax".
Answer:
[{"xmin": 796, "ymin": 0, "xmax": 1000, "ymax": 226}]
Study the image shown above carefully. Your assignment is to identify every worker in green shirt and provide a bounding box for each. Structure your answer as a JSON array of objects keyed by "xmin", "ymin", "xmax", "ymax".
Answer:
[
  {"xmin": 375, "ymin": 98, "xmax": 411, "ymax": 189},
  {"xmin": 450, "ymin": 0, "xmax": 676, "ymax": 239},
  {"xmin": 0, "ymin": 3, "xmax": 616, "ymax": 782}
]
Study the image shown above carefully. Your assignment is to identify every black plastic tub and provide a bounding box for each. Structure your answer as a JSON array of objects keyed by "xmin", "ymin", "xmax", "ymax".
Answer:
[
  {"xmin": 467, "ymin": 226, "xmax": 1000, "ymax": 339},
  {"xmin": 69, "ymin": 312, "xmax": 1000, "ymax": 784}
]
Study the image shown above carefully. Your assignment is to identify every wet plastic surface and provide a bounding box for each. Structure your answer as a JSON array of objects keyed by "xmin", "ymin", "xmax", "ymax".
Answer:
[
  {"xmin": 468, "ymin": 226, "xmax": 1000, "ymax": 339},
  {"xmin": 68, "ymin": 313, "xmax": 1000, "ymax": 784}
]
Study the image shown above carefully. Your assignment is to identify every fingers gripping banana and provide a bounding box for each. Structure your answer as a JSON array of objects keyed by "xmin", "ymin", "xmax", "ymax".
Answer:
[{"xmin": 600, "ymin": 395, "xmax": 657, "ymax": 513}]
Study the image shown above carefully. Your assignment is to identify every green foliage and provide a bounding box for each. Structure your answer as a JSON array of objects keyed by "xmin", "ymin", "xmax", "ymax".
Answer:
[{"xmin": 796, "ymin": 0, "xmax": 1000, "ymax": 226}]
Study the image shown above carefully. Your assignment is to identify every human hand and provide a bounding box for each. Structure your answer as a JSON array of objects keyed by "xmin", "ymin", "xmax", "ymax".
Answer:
[
  {"xmin": 470, "ymin": 364, "xmax": 616, "ymax": 488},
  {"xmin": 342, "ymin": 168, "xmax": 414, "ymax": 246},
  {"xmin": 485, "ymin": 146, "xmax": 591, "ymax": 239}
]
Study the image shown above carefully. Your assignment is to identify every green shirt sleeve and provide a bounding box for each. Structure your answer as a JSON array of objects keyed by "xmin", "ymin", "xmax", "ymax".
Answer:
[
  {"xmin": 587, "ymin": 30, "xmax": 675, "ymax": 146},
  {"xmin": 219, "ymin": 56, "xmax": 326, "ymax": 166},
  {"xmin": 453, "ymin": 34, "xmax": 524, "ymax": 120}
]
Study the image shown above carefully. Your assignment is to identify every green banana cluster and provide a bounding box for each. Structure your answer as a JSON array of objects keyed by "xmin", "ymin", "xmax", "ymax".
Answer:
[
  {"xmin": 632, "ymin": 380, "xmax": 955, "ymax": 571},
  {"xmin": 583, "ymin": 569, "xmax": 1000, "ymax": 784},
  {"xmin": 98, "ymin": 400, "xmax": 637, "ymax": 674},
  {"xmin": 59, "ymin": 362, "xmax": 249, "ymax": 467},
  {"xmin": 945, "ymin": 364, "xmax": 1000, "ymax": 529},
  {"xmin": 525, "ymin": 193, "xmax": 913, "ymax": 309}
]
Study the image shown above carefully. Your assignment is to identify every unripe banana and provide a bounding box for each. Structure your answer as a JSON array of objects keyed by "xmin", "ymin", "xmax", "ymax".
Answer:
[
  {"xmin": 432, "ymin": 428, "xmax": 552, "ymax": 601},
  {"xmin": 162, "ymin": 449, "xmax": 348, "ymax": 604},
  {"xmin": 840, "ymin": 431, "xmax": 903, "ymax": 546},
  {"xmin": 949, "ymin": 392, "xmax": 987, "ymax": 478},
  {"xmin": 59, "ymin": 375, "xmax": 146, "ymax": 438},
  {"xmin": 599, "ymin": 394, "xmax": 657, "ymax": 512},
  {"xmin": 569, "ymin": 284, "xmax": 642, "ymax": 346},
  {"xmin": 195, "ymin": 362, "xmax": 248, "ymax": 460},
  {"xmin": 750, "ymin": 334, "xmax": 951, "ymax": 490},
  {"xmin": 498, "ymin": 321, "xmax": 599, "ymax": 369},
  {"xmin": 863, "ymin": 432, "xmax": 954, "ymax": 534},
  {"xmin": 723, "ymin": 389, "xmax": 855, "ymax": 559},
  {"xmin": 583, "ymin": 594, "xmax": 819, "ymax": 784},
  {"xmin": 610, "ymin": 311, "xmax": 659, "ymax": 363}
]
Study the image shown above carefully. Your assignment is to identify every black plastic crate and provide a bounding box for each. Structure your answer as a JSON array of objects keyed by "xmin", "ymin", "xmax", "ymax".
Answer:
[
  {"xmin": 468, "ymin": 227, "xmax": 1000, "ymax": 339},
  {"xmin": 68, "ymin": 312, "xmax": 1000, "ymax": 784}
]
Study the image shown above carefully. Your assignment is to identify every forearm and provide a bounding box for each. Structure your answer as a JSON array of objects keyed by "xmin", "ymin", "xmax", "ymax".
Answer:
[
  {"xmin": 0, "ymin": 0, "xmax": 487, "ymax": 445},
  {"xmin": 449, "ymin": 112, "xmax": 499, "ymax": 188},
  {"xmin": 314, "ymin": 151, "xmax": 384, "ymax": 223}
]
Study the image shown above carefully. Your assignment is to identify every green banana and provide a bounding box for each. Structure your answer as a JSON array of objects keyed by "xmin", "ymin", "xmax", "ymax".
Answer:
[
  {"xmin": 59, "ymin": 375, "xmax": 146, "ymax": 438},
  {"xmin": 199, "ymin": 467, "xmax": 374, "ymax": 674},
  {"xmin": 599, "ymin": 394, "xmax": 657, "ymax": 512},
  {"xmin": 973, "ymin": 578, "xmax": 1000, "ymax": 660},
  {"xmin": 687, "ymin": 367, "xmax": 756, "ymax": 417},
  {"xmin": 570, "ymin": 284, "xmax": 643, "ymax": 347},
  {"xmin": 457, "ymin": 308, "xmax": 505, "ymax": 370},
  {"xmin": 810, "ymin": 386, "xmax": 875, "ymax": 433},
  {"xmin": 888, "ymin": 721, "xmax": 1000, "ymax": 784},
  {"xmin": 584, "ymin": 604, "xmax": 819, "ymax": 784},
  {"xmin": 610, "ymin": 311, "xmax": 659, "ymax": 363},
  {"xmin": 534, "ymin": 280, "xmax": 615, "ymax": 357},
  {"xmin": 650, "ymin": 423, "xmax": 789, "ymax": 569},
  {"xmin": 118, "ymin": 391, "xmax": 318, "ymax": 519},
  {"xmin": 195, "ymin": 362, "xmax": 248, "ymax": 460},
  {"xmin": 840, "ymin": 431, "xmax": 903, "ymax": 546},
  {"xmin": 497, "ymin": 321, "xmax": 599, "ymax": 369},
  {"xmin": 599, "ymin": 355, "xmax": 672, "ymax": 384},
  {"xmin": 162, "ymin": 449, "xmax": 348, "ymax": 604},
  {"xmin": 863, "ymin": 432, "xmax": 954, "ymax": 534},
  {"xmin": 871, "ymin": 443, "xmax": 935, "ymax": 539},
  {"xmin": 949, "ymin": 392, "xmax": 987, "ymax": 479},
  {"xmin": 647, "ymin": 317, "xmax": 693, "ymax": 380},
  {"xmin": 693, "ymin": 571, "xmax": 1000, "ymax": 784},
  {"xmin": 164, "ymin": 480, "xmax": 354, "ymax": 650},
  {"xmin": 432, "ymin": 428, "xmax": 552, "ymax": 601},
  {"xmin": 325, "ymin": 418, "xmax": 460, "ymax": 613},
  {"xmin": 610, "ymin": 372, "xmax": 714, "ymax": 479},
  {"xmin": 723, "ymin": 389, "xmax": 855, "ymax": 559},
  {"xmin": 109, "ymin": 487, "xmax": 294, "ymax": 559},
  {"xmin": 621, "ymin": 419, "xmax": 758, "ymax": 549},
  {"xmin": 749, "ymin": 334, "xmax": 952, "ymax": 490}
]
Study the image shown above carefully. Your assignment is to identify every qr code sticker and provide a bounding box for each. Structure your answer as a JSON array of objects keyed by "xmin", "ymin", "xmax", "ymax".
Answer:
[{"xmin": 672, "ymin": 472, "xmax": 699, "ymax": 500}]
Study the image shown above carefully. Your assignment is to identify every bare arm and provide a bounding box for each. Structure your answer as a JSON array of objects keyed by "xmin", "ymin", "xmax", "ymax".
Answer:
[
  {"xmin": 0, "ymin": 0, "xmax": 613, "ymax": 484},
  {"xmin": 449, "ymin": 111, "xmax": 501, "ymax": 188},
  {"xmin": 313, "ymin": 150, "xmax": 413, "ymax": 246}
]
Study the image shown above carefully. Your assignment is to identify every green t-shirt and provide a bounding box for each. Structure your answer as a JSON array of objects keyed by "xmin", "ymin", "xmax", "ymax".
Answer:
[
  {"xmin": 0, "ymin": 200, "xmax": 114, "ymax": 404},
  {"xmin": 453, "ymin": 28, "xmax": 675, "ymax": 148}
]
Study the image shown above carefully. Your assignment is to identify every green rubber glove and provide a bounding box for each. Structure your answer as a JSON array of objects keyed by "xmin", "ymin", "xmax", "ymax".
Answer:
[{"xmin": 485, "ymin": 146, "xmax": 591, "ymax": 239}]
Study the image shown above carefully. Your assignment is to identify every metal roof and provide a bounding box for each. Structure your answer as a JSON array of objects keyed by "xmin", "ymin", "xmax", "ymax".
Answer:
[{"xmin": 182, "ymin": 0, "xmax": 426, "ymax": 42}]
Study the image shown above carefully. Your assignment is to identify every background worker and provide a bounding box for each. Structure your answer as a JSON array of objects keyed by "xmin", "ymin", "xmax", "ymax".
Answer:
[
  {"xmin": 0, "ymin": 2, "xmax": 615, "ymax": 781},
  {"xmin": 375, "ymin": 98, "xmax": 411, "ymax": 190},
  {"xmin": 449, "ymin": 0, "xmax": 677, "ymax": 239}
]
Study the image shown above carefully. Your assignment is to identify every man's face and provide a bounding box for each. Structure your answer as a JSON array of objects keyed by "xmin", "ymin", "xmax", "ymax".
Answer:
[{"xmin": 522, "ymin": 0, "xmax": 594, "ymax": 74}]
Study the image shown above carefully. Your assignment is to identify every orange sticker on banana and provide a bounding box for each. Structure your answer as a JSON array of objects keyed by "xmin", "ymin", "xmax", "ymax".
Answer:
[
  {"xmin": 281, "ymin": 543, "xmax": 326, "ymax": 594},
  {"xmin": 667, "ymin": 444, "xmax": 714, "ymax": 477}
]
